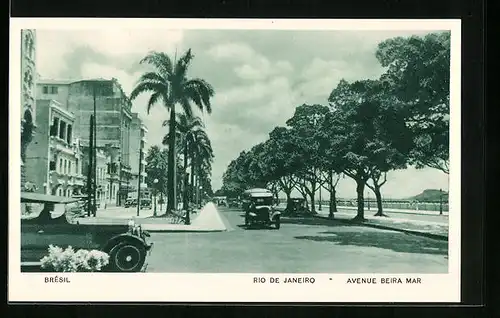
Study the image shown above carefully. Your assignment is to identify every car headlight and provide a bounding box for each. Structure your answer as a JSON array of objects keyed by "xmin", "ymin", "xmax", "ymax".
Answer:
[{"xmin": 128, "ymin": 219, "xmax": 135, "ymax": 231}]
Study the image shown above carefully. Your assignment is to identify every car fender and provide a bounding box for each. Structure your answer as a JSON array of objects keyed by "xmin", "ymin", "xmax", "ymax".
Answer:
[
  {"xmin": 102, "ymin": 233, "xmax": 146, "ymax": 253},
  {"xmin": 271, "ymin": 210, "xmax": 281, "ymax": 219}
]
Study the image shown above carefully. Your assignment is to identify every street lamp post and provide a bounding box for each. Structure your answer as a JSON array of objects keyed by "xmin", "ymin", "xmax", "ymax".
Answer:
[
  {"xmin": 153, "ymin": 178, "xmax": 159, "ymax": 216},
  {"xmin": 318, "ymin": 186, "xmax": 322, "ymax": 211}
]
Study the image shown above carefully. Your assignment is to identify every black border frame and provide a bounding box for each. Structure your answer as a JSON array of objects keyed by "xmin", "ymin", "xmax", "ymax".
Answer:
[{"xmin": 7, "ymin": 0, "xmax": 486, "ymax": 314}]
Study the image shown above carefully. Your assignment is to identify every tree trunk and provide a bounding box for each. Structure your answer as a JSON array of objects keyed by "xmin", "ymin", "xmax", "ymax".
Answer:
[
  {"xmin": 166, "ymin": 106, "xmax": 176, "ymax": 214},
  {"xmin": 284, "ymin": 189, "xmax": 292, "ymax": 212},
  {"xmin": 309, "ymin": 190, "xmax": 316, "ymax": 214},
  {"xmin": 353, "ymin": 178, "xmax": 365, "ymax": 221},
  {"xmin": 190, "ymin": 153, "xmax": 195, "ymax": 203},
  {"xmin": 329, "ymin": 188, "xmax": 337, "ymax": 218},
  {"xmin": 183, "ymin": 141, "xmax": 191, "ymax": 225},
  {"xmin": 373, "ymin": 185, "xmax": 385, "ymax": 216}
]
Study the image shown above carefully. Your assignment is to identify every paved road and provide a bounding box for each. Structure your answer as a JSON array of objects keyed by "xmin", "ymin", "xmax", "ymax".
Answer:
[{"xmin": 146, "ymin": 207, "xmax": 448, "ymax": 273}]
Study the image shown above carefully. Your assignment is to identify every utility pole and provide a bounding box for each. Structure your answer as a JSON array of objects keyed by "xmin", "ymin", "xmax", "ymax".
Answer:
[
  {"xmin": 137, "ymin": 148, "xmax": 143, "ymax": 217},
  {"xmin": 93, "ymin": 82, "xmax": 98, "ymax": 217},
  {"xmin": 87, "ymin": 115, "xmax": 94, "ymax": 217}
]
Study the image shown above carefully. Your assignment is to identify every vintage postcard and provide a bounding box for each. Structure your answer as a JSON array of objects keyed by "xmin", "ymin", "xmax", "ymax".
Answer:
[{"xmin": 9, "ymin": 18, "xmax": 461, "ymax": 302}]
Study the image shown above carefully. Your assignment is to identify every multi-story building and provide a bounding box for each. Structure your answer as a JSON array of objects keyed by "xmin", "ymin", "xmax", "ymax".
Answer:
[
  {"xmin": 24, "ymin": 99, "xmax": 86, "ymax": 196},
  {"xmin": 20, "ymin": 29, "xmax": 37, "ymax": 190},
  {"xmin": 37, "ymin": 77, "xmax": 135, "ymax": 205},
  {"xmin": 129, "ymin": 113, "xmax": 148, "ymax": 195}
]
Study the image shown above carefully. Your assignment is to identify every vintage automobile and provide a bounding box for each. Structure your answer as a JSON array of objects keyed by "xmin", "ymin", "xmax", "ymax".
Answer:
[
  {"xmin": 242, "ymin": 188, "xmax": 281, "ymax": 229},
  {"xmin": 284, "ymin": 197, "xmax": 311, "ymax": 216},
  {"xmin": 140, "ymin": 198, "xmax": 152, "ymax": 210},
  {"xmin": 227, "ymin": 198, "xmax": 240, "ymax": 208},
  {"xmin": 21, "ymin": 192, "xmax": 153, "ymax": 272},
  {"xmin": 124, "ymin": 198, "xmax": 137, "ymax": 208}
]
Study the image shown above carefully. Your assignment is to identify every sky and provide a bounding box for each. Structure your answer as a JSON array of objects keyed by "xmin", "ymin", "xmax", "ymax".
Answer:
[{"xmin": 35, "ymin": 28, "xmax": 450, "ymax": 199}]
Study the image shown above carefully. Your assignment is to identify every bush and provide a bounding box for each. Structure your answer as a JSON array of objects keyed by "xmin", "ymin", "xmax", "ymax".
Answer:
[{"xmin": 40, "ymin": 245, "xmax": 110, "ymax": 272}]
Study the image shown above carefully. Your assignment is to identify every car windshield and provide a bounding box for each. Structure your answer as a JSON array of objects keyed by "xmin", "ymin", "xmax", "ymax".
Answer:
[{"xmin": 252, "ymin": 196, "xmax": 273, "ymax": 205}]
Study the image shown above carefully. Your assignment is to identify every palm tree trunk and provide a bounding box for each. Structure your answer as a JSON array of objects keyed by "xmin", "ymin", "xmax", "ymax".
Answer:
[
  {"xmin": 183, "ymin": 139, "xmax": 190, "ymax": 224},
  {"xmin": 167, "ymin": 106, "xmax": 177, "ymax": 214},
  {"xmin": 190, "ymin": 152, "xmax": 195, "ymax": 203}
]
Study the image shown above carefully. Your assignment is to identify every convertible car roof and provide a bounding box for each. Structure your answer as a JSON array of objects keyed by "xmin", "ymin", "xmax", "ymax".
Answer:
[
  {"xmin": 21, "ymin": 192, "xmax": 81, "ymax": 204},
  {"xmin": 244, "ymin": 188, "xmax": 273, "ymax": 197}
]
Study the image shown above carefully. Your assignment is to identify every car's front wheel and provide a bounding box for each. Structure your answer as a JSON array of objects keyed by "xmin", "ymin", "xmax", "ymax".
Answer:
[
  {"xmin": 108, "ymin": 241, "xmax": 146, "ymax": 272},
  {"xmin": 274, "ymin": 216, "xmax": 281, "ymax": 229}
]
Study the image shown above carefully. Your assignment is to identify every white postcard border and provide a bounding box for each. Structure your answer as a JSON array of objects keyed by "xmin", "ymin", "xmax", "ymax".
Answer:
[{"xmin": 9, "ymin": 18, "xmax": 461, "ymax": 303}]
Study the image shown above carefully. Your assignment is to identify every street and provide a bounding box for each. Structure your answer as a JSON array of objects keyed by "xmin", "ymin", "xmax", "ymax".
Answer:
[{"xmin": 146, "ymin": 206, "xmax": 448, "ymax": 273}]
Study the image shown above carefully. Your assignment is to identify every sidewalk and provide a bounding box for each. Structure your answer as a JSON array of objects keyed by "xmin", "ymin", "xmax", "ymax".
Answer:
[
  {"xmin": 139, "ymin": 202, "xmax": 227, "ymax": 232},
  {"xmin": 314, "ymin": 211, "xmax": 448, "ymax": 240},
  {"xmin": 78, "ymin": 203, "xmax": 227, "ymax": 232}
]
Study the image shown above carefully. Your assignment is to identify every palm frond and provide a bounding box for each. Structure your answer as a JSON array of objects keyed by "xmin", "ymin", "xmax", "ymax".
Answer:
[
  {"xmin": 140, "ymin": 51, "xmax": 174, "ymax": 78},
  {"xmin": 183, "ymin": 78, "xmax": 215, "ymax": 114},
  {"xmin": 174, "ymin": 49, "xmax": 194, "ymax": 80},
  {"xmin": 147, "ymin": 92, "xmax": 164, "ymax": 114}
]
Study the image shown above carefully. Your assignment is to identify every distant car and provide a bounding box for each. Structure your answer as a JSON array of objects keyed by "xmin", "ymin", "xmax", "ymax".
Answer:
[
  {"xmin": 242, "ymin": 188, "xmax": 281, "ymax": 229},
  {"xmin": 227, "ymin": 199, "xmax": 240, "ymax": 208},
  {"xmin": 217, "ymin": 200, "xmax": 227, "ymax": 207},
  {"xmin": 140, "ymin": 198, "xmax": 152, "ymax": 210},
  {"xmin": 21, "ymin": 192, "xmax": 153, "ymax": 272},
  {"xmin": 124, "ymin": 199, "xmax": 137, "ymax": 208}
]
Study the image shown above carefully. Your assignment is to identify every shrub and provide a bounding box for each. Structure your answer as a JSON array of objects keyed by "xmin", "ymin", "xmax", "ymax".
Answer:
[{"xmin": 40, "ymin": 245, "xmax": 110, "ymax": 272}]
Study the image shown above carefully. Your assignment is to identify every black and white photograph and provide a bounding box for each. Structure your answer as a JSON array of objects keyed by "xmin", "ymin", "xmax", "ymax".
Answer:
[{"xmin": 10, "ymin": 19, "xmax": 461, "ymax": 303}]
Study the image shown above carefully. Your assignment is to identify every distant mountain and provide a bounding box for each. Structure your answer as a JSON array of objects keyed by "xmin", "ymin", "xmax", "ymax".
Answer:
[{"xmin": 410, "ymin": 189, "xmax": 448, "ymax": 202}]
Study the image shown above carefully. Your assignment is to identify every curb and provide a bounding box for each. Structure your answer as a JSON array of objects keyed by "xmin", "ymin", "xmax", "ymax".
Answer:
[
  {"xmin": 145, "ymin": 228, "xmax": 227, "ymax": 233},
  {"xmin": 313, "ymin": 215, "xmax": 448, "ymax": 241}
]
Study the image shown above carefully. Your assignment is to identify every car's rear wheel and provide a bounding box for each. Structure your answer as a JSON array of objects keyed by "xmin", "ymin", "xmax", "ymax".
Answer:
[
  {"xmin": 275, "ymin": 216, "xmax": 281, "ymax": 229},
  {"xmin": 108, "ymin": 241, "xmax": 146, "ymax": 272}
]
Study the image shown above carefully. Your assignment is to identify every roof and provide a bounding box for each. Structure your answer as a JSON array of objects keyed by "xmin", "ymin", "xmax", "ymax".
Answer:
[
  {"xmin": 244, "ymin": 188, "xmax": 273, "ymax": 197},
  {"xmin": 21, "ymin": 192, "xmax": 81, "ymax": 204}
]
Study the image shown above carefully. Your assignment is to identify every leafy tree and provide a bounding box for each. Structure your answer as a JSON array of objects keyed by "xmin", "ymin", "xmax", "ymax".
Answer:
[
  {"xmin": 375, "ymin": 32, "xmax": 450, "ymax": 173},
  {"xmin": 328, "ymin": 79, "xmax": 412, "ymax": 220},
  {"xmin": 130, "ymin": 49, "xmax": 215, "ymax": 215},
  {"xmin": 285, "ymin": 104, "xmax": 331, "ymax": 213}
]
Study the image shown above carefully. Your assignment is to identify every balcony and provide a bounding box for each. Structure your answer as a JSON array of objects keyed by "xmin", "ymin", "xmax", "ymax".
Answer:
[
  {"xmin": 141, "ymin": 136, "xmax": 147, "ymax": 143},
  {"xmin": 140, "ymin": 171, "xmax": 147, "ymax": 177},
  {"xmin": 141, "ymin": 158, "xmax": 147, "ymax": 165}
]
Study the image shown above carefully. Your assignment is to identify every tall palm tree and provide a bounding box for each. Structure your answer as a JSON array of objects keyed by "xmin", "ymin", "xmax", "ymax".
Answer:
[
  {"xmin": 190, "ymin": 129, "xmax": 214, "ymax": 205},
  {"xmin": 130, "ymin": 49, "xmax": 215, "ymax": 215},
  {"xmin": 162, "ymin": 113, "xmax": 204, "ymax": 219}
]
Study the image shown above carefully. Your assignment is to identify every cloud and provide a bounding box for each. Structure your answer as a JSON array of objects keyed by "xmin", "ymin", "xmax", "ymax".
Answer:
[{"xmin": 208, "ymin": 42, "xmax": 294, "ymax": 81}]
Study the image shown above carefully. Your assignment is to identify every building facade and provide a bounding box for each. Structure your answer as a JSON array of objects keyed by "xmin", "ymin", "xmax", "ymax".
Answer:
[
  {"xmin": 24, "ymin": 99, "xmax": 86, "ymax": 196},
  {"xmin": 20, "ymin": 29, "xmax": 37, "ymax": 190},
  {"xmin": 37, "ymin": 77, "xmax": 135, "ymax": 205},
  {"xmin": 129, "ymin": 113, "xmax": 148, "ymax": 193}
]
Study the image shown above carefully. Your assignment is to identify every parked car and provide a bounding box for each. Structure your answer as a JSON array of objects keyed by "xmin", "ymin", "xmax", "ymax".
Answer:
[
  {"xmin": 242, "ymin": 188, "xmax": 281, "ymax": 229},
  {"xmin": 283, "ymin": 197, "xmax": 312, "ymax": 216},
  {"xmin": 21, "ymin": 192, "xmax": 153, "ymax": 272},
  {"xmin": 124, "ymin": 198, "xmax": 137, "ymax": 208},
  {"xmin": 227, "ymin": 199, "xmax": 240, "ymax": 208},
  {"xmin": 140, "ymin": 198, "xmax": 152, "ymax": 210}
]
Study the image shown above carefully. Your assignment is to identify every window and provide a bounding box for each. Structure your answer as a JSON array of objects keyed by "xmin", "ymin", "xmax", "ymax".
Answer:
[
  {"xmin": 49, "ymin": 161, "xmax": 56, "ymax": 171},
  {"xmin": 50, "ymin": 86, "xmax": 58, "ymax": 94},
  {"xmin": 59, "ymin": 121, "xmax": 66, "ymax": 140},
  {"xmin": 68, "ymin": 161, "xmax": 72, "ymax": 175},
  {"xmin": 75, "ymin": 159, "xmax": 79, "ymax": 174},
  {"xmin": 64, "ymin": 160, "xmax": 67, "ymax": 174},
  {"xmin": 66, "ymin": 125, "xmax": 72, "ymax": 144},
  {"xmin": 50, "ymin": 117, "xmax": 59, "ymax": 137},
  {"xmin": 59, "ymin": 158, "xmax": 63, "ymax": 173},
  {"xmin": 43, "ymin": 86, "xmax": 49, "ymax": 94}
]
